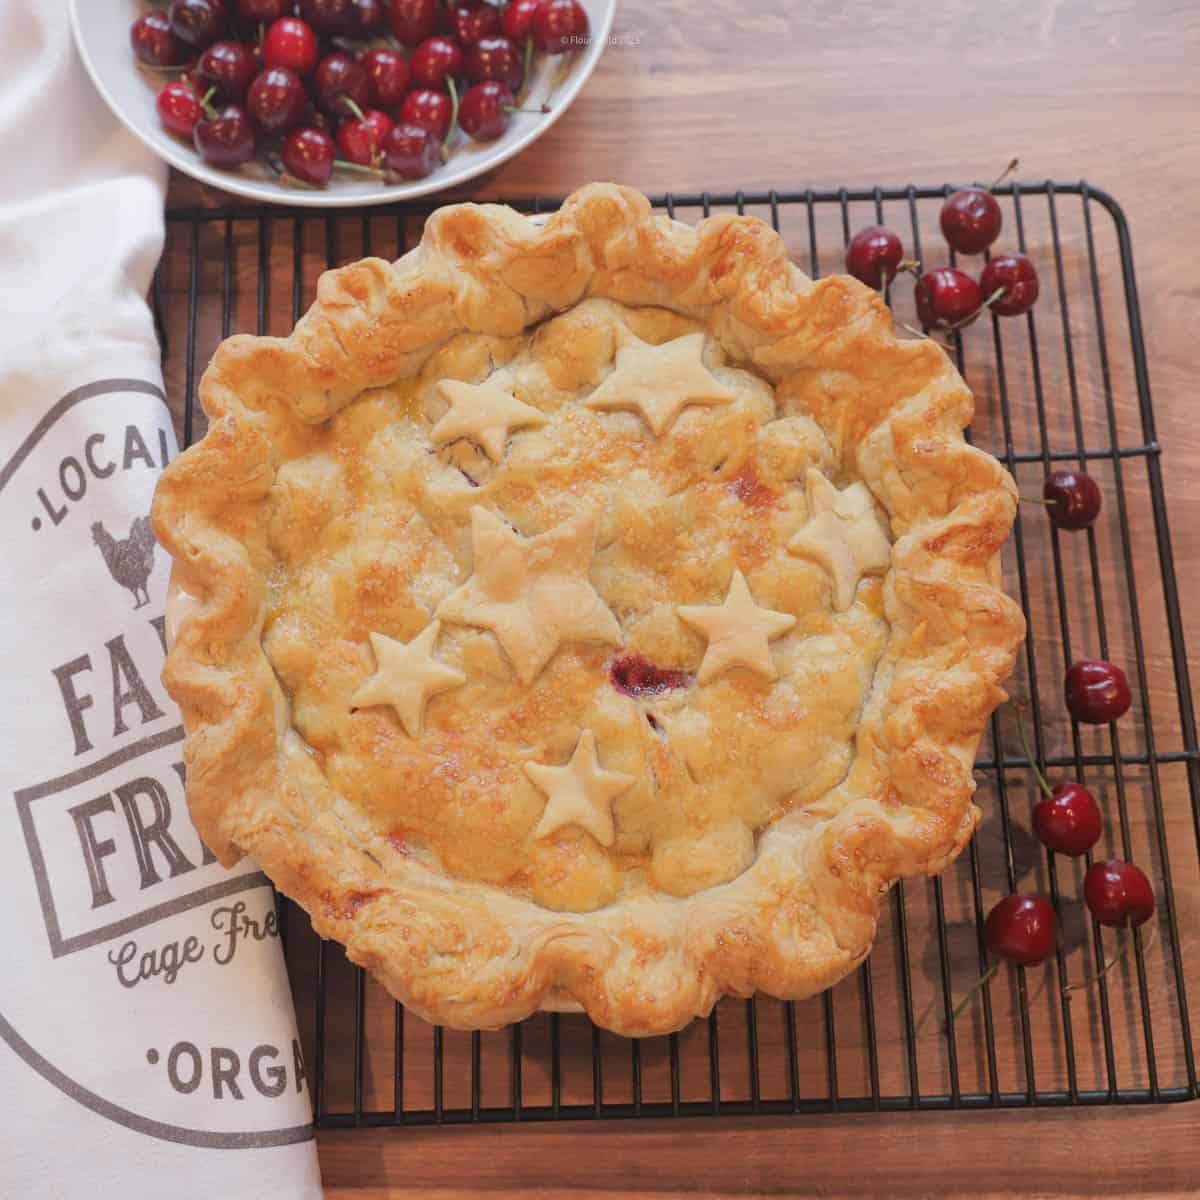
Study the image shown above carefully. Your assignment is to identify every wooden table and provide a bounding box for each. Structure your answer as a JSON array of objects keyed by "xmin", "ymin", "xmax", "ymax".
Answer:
[{"xmin": 166, "ymin": 1, "xmax": 1200, "ymax": 1194}]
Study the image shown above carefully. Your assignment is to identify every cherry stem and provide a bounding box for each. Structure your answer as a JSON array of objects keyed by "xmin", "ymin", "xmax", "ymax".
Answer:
[
  {"xmin": 990, "ymin": 157, "xmax": 1020, "ymax": 190},
  {"xmin": 945, "ymin": 286, "xmax": 1006, "ymax": 333},
  {"xmin": 951, "ymin": 961, "xmax": 1001, "ymax": 1021},
  {"xmin": 198, "ymin": 86, "xmax": 218, "ymax": 120},
  {"xmin": 504, "ymin": 103, "xmax": 552, "ymax": 115},
  {"xmin": 136, "ymin": 60, "xmax": 197, "ymax": 74},
  {"xmin": 878, "ymin": 259, "xmax": 921, "ymax": 300},
  {"xmin": 517, "ymin": 35, "xmax": 534, "ymax": 106},
  {"xmin": 343, "ymin": 97, "xmax": 366, "ymax": 122},
  {"xmin": 334, "ymin": 159, "xmax": 385, "ymax": 178},
  {"xmin": 1063, "ymin": 923, "xmax": 1156, "ymax": 995},
  {"xmin": 442, "ymin": 75, "xmax": 459, "ymax": 163},
  {"xmin": 1013, "ymin": 703, "xmax": 1053, "ymax": 798}
]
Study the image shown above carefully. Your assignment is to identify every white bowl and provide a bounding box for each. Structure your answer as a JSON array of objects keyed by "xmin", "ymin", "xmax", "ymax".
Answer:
[{"xmin": 69, "ymin": 0, "xmax": 615, "ymax": 207}]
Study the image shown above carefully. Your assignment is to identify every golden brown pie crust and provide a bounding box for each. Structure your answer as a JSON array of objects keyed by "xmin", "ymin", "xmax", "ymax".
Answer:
[{"xmin": 153, "ymin": 184, "xmax": 1025, "ymax": 1036}]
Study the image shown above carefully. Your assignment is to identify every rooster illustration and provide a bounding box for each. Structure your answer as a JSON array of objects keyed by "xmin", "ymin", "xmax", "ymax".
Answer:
[{"xmin": 91, "ymin": 515, "xmax": 156, "ymax": 609}]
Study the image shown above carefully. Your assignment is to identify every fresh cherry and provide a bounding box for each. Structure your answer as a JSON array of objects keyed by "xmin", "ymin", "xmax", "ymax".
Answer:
[
  {"xmin": 390, "ymin": 0, "xmax": 438, "ymax": 47},
  {"xmin": 352, "ymin": 0, "xmax": 387, "ymax": 35},
  {"xmin": 449, "ymin": 0, "xmax": 501, "ymax": 46},
  {"xmin": 193, "ymin": 102, "xmax": 256, "ymax": 166},
  {"xmin": 1043, "ymin": 467, "xmax": 1101, "ymax": 531},
  {"xmin": 168, "ymin": 0, "xmax": 228, "ymax": 50},
  {"xmin": 410, "ymin": 37, "xmax": 465, "ymax": 91},
  {"xmin": 314, "ymin": 52, "xmax": 370, "ymax": 116},
  {"xmin": 156, "ymin": 80, "xmax": 202, "ymax": 138},
  {"xmin": 337, "ymin": 108, "xmax": 393, "ymax": 165},
  {"xmin": 1014, "ymin": 705, "xmax": 1103, "ymax": 857},
  {"xmin": 844, "ymin": 225, "xmax": 903, "ymax": 289},
  {"xmin": 383, "ymin": 122, "xmax": 441, "ymax": 179},
  {"xmin": 1034, "ymin": 782, "xmax": 1103, "ymax": 857},
  {"xmin": 1084, "ymin": 860, "xmax": 1155, "ymax": 928},
  {"xmin": 363, "ymin": 48, "xmax": 410, "ymax": 108},
  {"xmin": 262, "ymin": 17, "xmax": 319, "ymax": 74},
  {"xmin": 610, "ymin": 655, "xmax": 690, "ymax": 698},
  {"xmin": 297, "ymin": 0, "xmax": 356, "ymax": 35},
  {"xmin": 502, "ymin": 0, "xmax": 542, "ymax": 43},
  {"xmin": 246, "ymin": 66, "xmax": 308, "ymax": 133},
  {"xmin": 466, "ymin": 35, "xmax": 524, "ymax": 92},
  {"xmin": 940, "ymin": 187, "xmax": 1003, "ymax": 255},
  {"xmin": 399, "ymin": 87, "xmax": 453, "ymax": 141},
  {"xmin": 980, "ymin": 253, "xmax": 1040, "ymax": 317},
  {"xmin": 533, "ymin": 0, "xmax": 591, "ymax": 53},
  {"xmin": 915, "ymin": 267, "xmax": 983, "ymax": 331},
  {"xmin": 1064, "ymin": 659, "xmax": 1132, "ymax": 725},
  {"xmin": 235, "ymin": 0, "xmax": 289, "ymax": 23},
  {"xmin": 458, "ymin": 80, "xmax": 514, "ymax": 140},
  {"xmin": 984, "ymin": 894, "xmax": 1057, "ymax": 966},
  {"xmin": 131, "ymin": 12, "xmax": 182, "ymax": 67},
  {"xmin": 195, "ymin": 40, "xmax": 257, "ymax": 102},
  {"xmin": 281, "ymin": 126, "xmax": 337, "ymax": 185}
]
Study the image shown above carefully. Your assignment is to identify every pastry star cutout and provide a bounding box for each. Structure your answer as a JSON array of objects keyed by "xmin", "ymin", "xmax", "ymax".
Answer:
[
  {"xmin": 350, "ymin": 622, "xmax": 466, "ymax": 736},
  {"xmin": 525, "ymin": 730, "xmax": 636, "ymax": 846},
  {"xmin": 583, "ymin": 331, "xmax": 734, "ymax": 436},
  {"xmin": 436, "ymin": 507, "xmax": 622, "ymax": 684},
  {"xmin": 431, "ymin": 372, "xmax": 547, "ymax": 462},
  {"xmin": 788, "ymin": 469, "xmax": 892, "ymax": 611},
  {"xmin": 677, "ymin": 569, "xmax": 797, "ymax": 684}
]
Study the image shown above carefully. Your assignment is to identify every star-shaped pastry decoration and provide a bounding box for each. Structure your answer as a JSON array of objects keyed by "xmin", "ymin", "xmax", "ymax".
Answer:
[
  {"xmin": 525, "ymin": 730, "xmax": 636, "ymax": 846},
  {"xmin": 431, "ymin": 371, "xmax": 547, "ymax": 462},
  {"xmin": 583, "ymin": 330, "xmax": 735, "ymax": 436},
  {"xmin": 436, "ymin": 506, "xmax": 622, "ymax": 684},
  {"xmin": 350, "ymin": 622, "xmax": 467, "ymax": 736},
  {"xmin": 677, "ymin": 569, "xmax": 797, "ymax": 684},
  {"xmin": 787, "ymin": 469, "xmax": 892, "ymax": 611}
]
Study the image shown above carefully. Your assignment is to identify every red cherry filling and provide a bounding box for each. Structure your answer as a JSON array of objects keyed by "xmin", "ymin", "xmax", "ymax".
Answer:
[{"xmin": 610, "ymin": 655, "xmax": 690, "ymax": 698}]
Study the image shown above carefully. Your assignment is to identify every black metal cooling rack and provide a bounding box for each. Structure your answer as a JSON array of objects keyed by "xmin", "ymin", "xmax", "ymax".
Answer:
[{"xmin": 159, "ymin": 182, "xmax": 1199, "ymax": 1124}]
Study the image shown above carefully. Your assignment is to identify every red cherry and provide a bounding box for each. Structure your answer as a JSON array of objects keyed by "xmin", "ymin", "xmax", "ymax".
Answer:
[
  {"xmin": 1033, "ymin": 782, "xmax": 1103, "ymax": 857},
  {"xmin": 915, "ymin": 267, "xmax": 982, "ymax": 331},
  {"xmin": 410, "ymin": 37, "xmax": 465, "ymax": 91},
  {"xmin": 263, "ymin": 17, "xmax": 318, "ymax": 74},
  {"xmin": 984, "ymin": 894, "xmax": 1057, "ymax": 966},
  {"xmin": 281, "ymin": 126, "xmax": 337, "ymax": 185},
  {"xmin": 390, "ymin": 0, "xmax": 438, "ymax": 47},
  {"xmin": 610, "ymin": 655, "xmax": 690, "ymax": 698},
  {"xmin": 131, "ymin": 12, "xmax": 182, "ymax": 67},
  {"xmin": 314, "ymin": 52, "xmax": 369, "ymax": 116},
  {"xmin": 844, "ymin": 225, "xmax": 903, "ymax": 289},
  {"xmin": 246, "ymin": 67, "xmax": 308, "ymax": 134},
  {"xmin": 363, "ymin": 48, "xmax": 411, "ymax": 109},
  {"xmin": 458, "ymin": 80, "xmax": 513, "ymax": 141},
  {"xmin": 337, "ymin": 108, "xmax": 393, "ymax": 165},
  {"xmin": 193, "ymin": 102, "xmax": 256, "ymax": 166},
  {"xmin": 352, "ymin": 0, "xmax": 387, "ymax": 34},
  {"xmin": 236, "ymin": 0, "xmax": 289, "ymax": 22},
  {"xmin": 502, "ymin": 0, "xmax": 542, "ymax": 43},
  {"xmin": 383, "ymin": 122, "xmax": 441, "ymax": 179},
  {"xmin": 940, "ymin": 187, "xmax": 1003, "ymax": 255},
  {"xmin": 980, "ymin": 253, "xmax": 1039, "ymax": 317},
  {"xmin": 533, "ymin": 0, "xmax": 591, "ymax": 53},
  {"xmin": 168, "ymin": 0, "xmax": 228, "ymax": 50},
  {"xmin": 1043, "ymin": 468, "xmax": 1101, "ymax": 531},
  {"xmin": 296, "ymin": 0, "xmax": 356, "ymax": 34},
  {"xmin": 1064, "ymin": 659, "xmax": 1132, "ymax": 725},
  {"xmin": 465, "ymin": 35, "xmax": 524, "ymax": 92},
  {"xmin": 156, "ymin": 80, "xmax": 202, "ymax": 138},
  {"xmin": 399, "ymin": 88, "xmax": 453, "ymax": 141},
  {"xmin": 195, "ymin": 40, "xmax": 257, "ymax": 102},
  {"xmin": 449, "ymin": 0, "xmax": 501, "ymax": 46},
  {"xmin": 1084, "ymin": 860, "xmax": 1155, "ymax": 928}
]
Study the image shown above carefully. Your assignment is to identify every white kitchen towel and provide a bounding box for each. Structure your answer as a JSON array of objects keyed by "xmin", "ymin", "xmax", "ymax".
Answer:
[{"xmin": 0, "ymin": 4, "xmax": 322, "ymax": 1196}]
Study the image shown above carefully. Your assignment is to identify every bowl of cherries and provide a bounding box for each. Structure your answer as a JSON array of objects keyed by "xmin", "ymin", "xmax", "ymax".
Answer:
[{"xmin": 69, "ymin": 0, "xmax": 615, "ymax": 205}]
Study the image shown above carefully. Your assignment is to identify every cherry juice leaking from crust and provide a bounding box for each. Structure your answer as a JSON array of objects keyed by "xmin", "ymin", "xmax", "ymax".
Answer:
[{"xmin": 609, "ymin": 655, "xmax": 691, "ymax": 698}]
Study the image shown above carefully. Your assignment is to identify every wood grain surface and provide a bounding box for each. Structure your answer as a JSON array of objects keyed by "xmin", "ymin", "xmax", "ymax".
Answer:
[{"xmin": 161, "ymin": 1, "xmax": 1200, "ymax": 1195}]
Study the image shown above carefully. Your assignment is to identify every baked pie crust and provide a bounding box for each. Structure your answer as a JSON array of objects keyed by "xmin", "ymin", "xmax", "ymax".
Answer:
[{"xmin": 153, "ymin": 184, "xmax": 1025, "ymax": 1036}]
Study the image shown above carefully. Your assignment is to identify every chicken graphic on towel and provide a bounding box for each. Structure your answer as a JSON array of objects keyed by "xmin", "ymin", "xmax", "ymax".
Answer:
[{"xmin": 91, "ymin": 515, "xmax": 155, "ymax": 609}]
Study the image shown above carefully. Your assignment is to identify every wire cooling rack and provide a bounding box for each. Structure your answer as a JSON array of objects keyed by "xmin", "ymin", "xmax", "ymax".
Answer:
[{"xmin": 158, "ymin": 182, "xmax": 1199, "ymax": 1122}]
